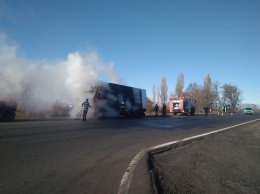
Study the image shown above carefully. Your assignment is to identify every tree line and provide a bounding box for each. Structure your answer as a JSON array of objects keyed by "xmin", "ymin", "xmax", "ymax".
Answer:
[{"xmin": 146, "ymin": 73, "xmax": 243, "ymax": 114}]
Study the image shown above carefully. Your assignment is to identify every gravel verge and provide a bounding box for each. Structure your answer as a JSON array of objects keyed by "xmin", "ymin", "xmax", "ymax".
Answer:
[{"xmin": 150, "ymin": 121, "xmax": 260, "ymax": 194}]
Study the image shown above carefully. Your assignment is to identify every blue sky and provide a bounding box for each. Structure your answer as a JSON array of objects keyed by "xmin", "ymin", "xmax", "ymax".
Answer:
[{"xmin": 1, "ymin": 0, "xmax": 260, "ymax": 105}]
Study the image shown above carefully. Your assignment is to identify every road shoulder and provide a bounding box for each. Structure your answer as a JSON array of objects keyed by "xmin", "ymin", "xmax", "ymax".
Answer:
[{"xmin": 150, "ymin": 120, "xmax": 260, "ymax": 193}]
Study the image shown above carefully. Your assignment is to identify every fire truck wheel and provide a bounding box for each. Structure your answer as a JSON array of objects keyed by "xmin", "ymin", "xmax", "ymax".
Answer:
[
  {"xmin": 0, "ymin": 108, "xmax": 15, "ymax": 121},
  {"xmin": 190, "ymin": 107, "xmax": 195, "ymax": 116}
]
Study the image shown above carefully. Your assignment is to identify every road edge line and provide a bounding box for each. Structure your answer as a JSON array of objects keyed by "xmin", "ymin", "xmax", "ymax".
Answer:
[{"xmin": 118, "ymin": 118, "xmax": 260, "ymax": 194}]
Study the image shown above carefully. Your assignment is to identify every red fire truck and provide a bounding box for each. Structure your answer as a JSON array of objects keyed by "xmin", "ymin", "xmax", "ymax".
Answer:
[{"xmin": 170, "ymin": 97, "xmax": 196, "ymax": 115}]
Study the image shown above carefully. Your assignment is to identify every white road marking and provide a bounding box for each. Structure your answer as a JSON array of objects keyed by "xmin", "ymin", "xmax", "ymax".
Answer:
[
  {"xmin": 118, "ymin": 148, "xmax": 148, "ymax": 194},
  {"xmin": 118, "ymin": 118, "xmax": 260, "ymax": 194}
]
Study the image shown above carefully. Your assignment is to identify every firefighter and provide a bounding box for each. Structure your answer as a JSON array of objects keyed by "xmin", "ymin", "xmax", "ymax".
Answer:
[
  {"xmin": 119, "ymin": 101, "xmax": 126, "ymax": 118},
  {"xmin": 162, "ymin": 103, "xmax": 166, "ymax": 117},
  {"xmin": 154, "ymin": 104, "xmax": 159, "ymax": 116},
  {"xmin": 204, "ymin": 105, "xmax": 209, "ymax": 116},
  {"xmin": 82, "ymin": 99, "xmax": 92, "ymax": 121}
]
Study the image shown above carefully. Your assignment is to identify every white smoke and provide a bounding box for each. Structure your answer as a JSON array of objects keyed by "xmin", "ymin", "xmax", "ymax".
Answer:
[{"xmin": 0, "ymin": 33, "xmax": 123, "ymax": 118}]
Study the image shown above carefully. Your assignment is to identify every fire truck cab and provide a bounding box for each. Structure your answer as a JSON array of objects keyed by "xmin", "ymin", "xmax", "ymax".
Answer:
[{"xmin": 170, "ymin": 97, "xmax": 196, "ymax": 116}]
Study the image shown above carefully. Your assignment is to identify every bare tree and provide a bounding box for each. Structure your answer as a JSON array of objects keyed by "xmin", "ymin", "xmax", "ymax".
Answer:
[
  {"xmin": 222, "ymin": 84, "xmax": 242, "ymax": 112},
  {"xmin": 146, "ymin": 97, "xmax": 154, "ymax": 114},
  {"xmin": 211, "ymin": 81, "xmax": 226, "ymax": 111},
  {"xmin": 152, "ymin": 84, "xmax": 156, "ymax": 104},
  {"xmin": 185, "ymin": 82, "xmax": 203, "ymax": 112},
  {"xmin": 175, "ymin": 73, "xmax": 184, "ymax": 97},
  {"xmin": 203, "ymin": 74, "xmax": 212, "ymax": 106},
  {"xmin": 157, "ymin": 84, "xmax": 160, "ymax": 105},
  {"xmin": 160, "ymin": 77, "xmax": 168, "ymax": 104}
]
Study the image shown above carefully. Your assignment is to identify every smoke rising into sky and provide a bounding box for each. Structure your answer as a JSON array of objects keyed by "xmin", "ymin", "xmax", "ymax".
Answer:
[{"xmin": 0, "ymin": 33, "xmax": 123, "ymax": 117}]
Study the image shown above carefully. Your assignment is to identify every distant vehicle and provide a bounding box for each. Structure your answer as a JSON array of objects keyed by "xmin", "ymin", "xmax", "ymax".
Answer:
[
  {"xmin": 243, "ymin": 108, "xmax": 253, "ymax": 115},
  {"xmin": 0, "ymin": 98, "xmax": 17, "ymax": 121},
  {"xmin": 169, "ymin": 97, "xmax": 196, "ymax": 115},
  {"xmin": 91, "ymin": 82, "xmax": 146, "ymax": 118}
]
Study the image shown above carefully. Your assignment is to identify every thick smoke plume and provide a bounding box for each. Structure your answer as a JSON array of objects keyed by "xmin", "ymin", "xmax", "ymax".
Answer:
[{"xmin": 0, "ymin": 33, "xmax": 123, "ymax": 118}]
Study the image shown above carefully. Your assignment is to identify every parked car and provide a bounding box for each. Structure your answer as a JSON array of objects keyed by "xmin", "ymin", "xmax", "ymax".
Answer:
[{"xmin": 243, "ymin": 108, "xmax": 253, "ymax": 115}]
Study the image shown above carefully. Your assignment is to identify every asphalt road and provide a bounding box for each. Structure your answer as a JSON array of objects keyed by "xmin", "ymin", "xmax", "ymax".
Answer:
[{"xmin": 0, "ymin": 113, "xmax": 259, "ymax": 194}]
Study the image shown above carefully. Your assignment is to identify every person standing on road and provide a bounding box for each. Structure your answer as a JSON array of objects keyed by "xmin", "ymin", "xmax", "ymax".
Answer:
[
  {"xmin": 82, "ymin": 99, "xmax": 92, "ymax": 121},
  {"xmin": 119, "ymin": 101, "xmax": 126, "ymax": 118},
  {"xmin": 162, "ymin": 103, "xmax": 166, "ymax": 117},
  {"xmin": 204, "ymin": 105, "xmax": 209, "ymax": 116},
  {"xmin": 154, "ymin": 104, "xmax": 159, "ymax": 116}
]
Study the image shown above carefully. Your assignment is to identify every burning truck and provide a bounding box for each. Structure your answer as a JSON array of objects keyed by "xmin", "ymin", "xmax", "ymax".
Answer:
[
  {"xmin": 90, "ymin": 82, "xmax": 146, "ymax": 118},
  {"xmin": 0, "ymin": 98, "xmax": 17, "ymax": 121}
]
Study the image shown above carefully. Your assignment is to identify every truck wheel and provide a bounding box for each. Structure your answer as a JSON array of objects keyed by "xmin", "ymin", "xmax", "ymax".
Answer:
[
  {"xmin": 173, "ymin": 113, "xmax": 177, "ymax": 115},
  {"xmin": 124, "ymin": 111, "xmax": 129, "ymax": 118},
  {"xmin": 190, "ymin": 107, "xmax": 195, "ymax": 116},
  {"xmin": 0, "ymin": 108, "xmax": 15, "ymax": 121}
]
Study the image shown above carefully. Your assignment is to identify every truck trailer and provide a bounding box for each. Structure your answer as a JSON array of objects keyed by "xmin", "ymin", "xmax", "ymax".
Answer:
[
  {"xmin": 0, "ymin": 98, "xmax": 17, "ymax": 121},
  {"xmin": 91, "ymin": 82, "xmax": 146, "ymax": 118}
]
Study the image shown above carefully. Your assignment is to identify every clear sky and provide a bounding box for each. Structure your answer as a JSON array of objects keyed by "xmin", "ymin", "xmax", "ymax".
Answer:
[{"xmin": 1, "ymin": 0, "xmax": 260, "ymax": 105}]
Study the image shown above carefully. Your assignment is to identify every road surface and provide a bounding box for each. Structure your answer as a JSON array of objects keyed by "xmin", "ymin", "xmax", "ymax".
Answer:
[{"xmin": 0, "ymin": 113, "xmax": 259, "ymax": 193}]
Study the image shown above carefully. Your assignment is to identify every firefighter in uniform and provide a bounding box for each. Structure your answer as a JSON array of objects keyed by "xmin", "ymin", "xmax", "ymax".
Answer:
[
  {"xmin": 204, "ymin": 105, "xmax": 209, "ymax": 116},
  {"xmin": 119, "ymin": 102, "xmax": 126, "ymax": 118},
  {"xmin": 162, "ymin": 103, "xmax": 166, "ymax": 117},
  {"xmin": 82, "ymin": 99, "xmax": 92, "ymax": 121},
  {"xmin": 154, "ymin": 104, "xmax": 159, "ymax": 116}
]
